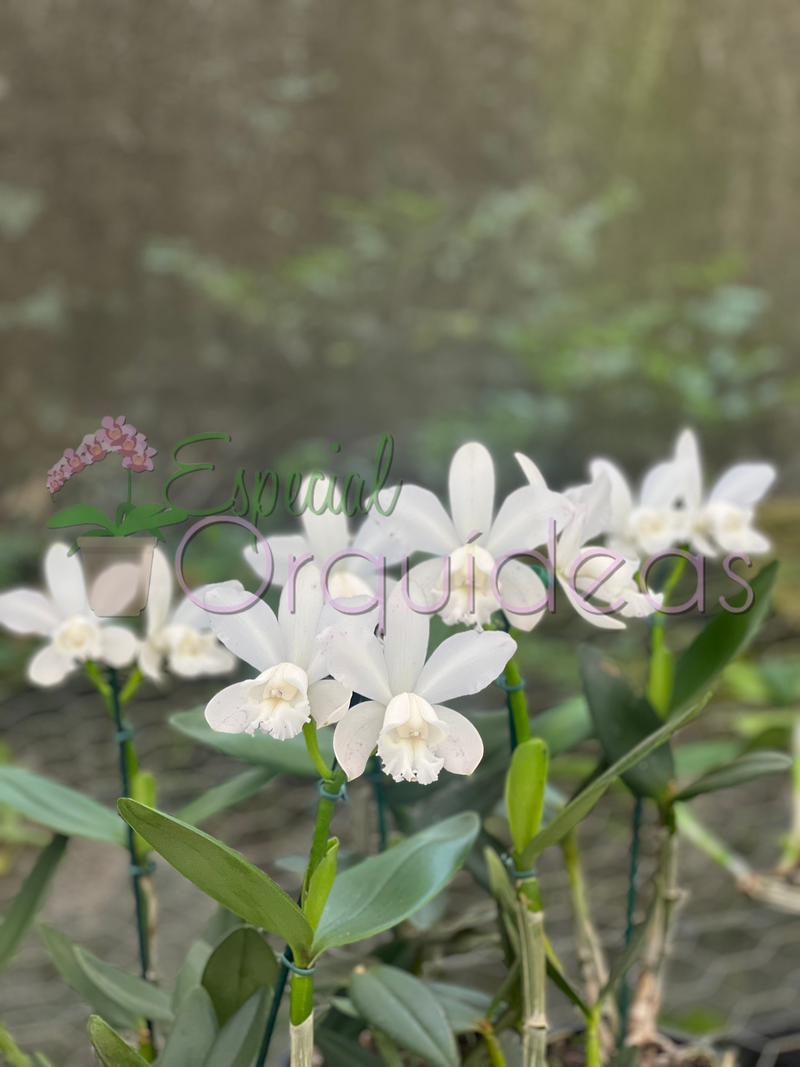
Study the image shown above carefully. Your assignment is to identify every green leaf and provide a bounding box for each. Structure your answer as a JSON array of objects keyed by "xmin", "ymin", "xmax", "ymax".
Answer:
[
  {"xmin": 0, "ymin": 834, "xmax": 67, "ymax": 971},
  {"xmin": 170, "ymin": 708, "xmax": 333, "ymax": 777},
  {"xmin": 203, "ymin": 989, "xmax": 270, "ymax": 1067},
  {"xmin": 172, "ymin": 940, "xmax": 214, "ymax": 1013},
  {"xmin": 675, "ymin": 750, "xmax": 792, "ymax": 801},
  {"xmin": 38, "ymin": 924, "xmax": 138, "ymax": 1030},
  {"xmin": 673, "ymin": 740, "xmax": 745, "ymax": 779},
  {"xmin": 0, "ymin": 767, "xmax": 125, "ymax": 845},
  {"xmin": 76, "ymin": 948, "xmax": 174, "ymax": 1023},
  {"xmin": 31, "ymin": 1056, "xmax": 55, "ymax": 1067},
  {"xmin": 312, "ymin": 813, "xmax": 479, "ymax": 957},
  {"xmin": 350, "ymin": 965, "xmax": 459, "ymax": 1067},
  {"xmin": 175, "ymin": 767, "xmax": 277, "ymax": 828},
  {"xmin": 87, "ymin": 1016, "xmax": 149, "ymax": 1067},
  {"xmin": 118, "ymin": 800, "xmax": 313, "ymax": 957},
  {"xmin": 304, "ymin": 838, "xmax": 339, "ymax": 930},
  {"xmin": 315, "ymin": 1030, "xmax": 382, "ymax": 1067},
  {"xmin": 156, "ymin": 986, "xmax": 218, "ymax": 1067},
  {"xmin": 530, "ymin": 696, "xmax": 595, "ymax": 755},
  {"xmin": 519, "ymin": 692, "xmax": 711, "ymax": 868},
  {"xmin": 117, "ymin": 504, "xmax": 189, "ymax": 536},
  {"xmin": 201, "ymin": 927, "xmax": 279, "ymax": 1026},
  {"xmin": 505, "ymin": 739, "xmax": 548, "ymax": 855},
  {"xmin": 580, "ymin": 646, "xmax": 674, "ymax": 800},
  {"xmin": 546, "ymin": 957, "xmax": 590, "ymax": 1018},
  {"xmin": 670, "ymin": 562, "xmax": 778, "ymax": 713},
  {"xmin": 426, "ymin": 982, "xmax": 491, "ymax": 1033},
  {"xmin": 46, "ymin": 505, "xmax": 117, "ymax": 532}
]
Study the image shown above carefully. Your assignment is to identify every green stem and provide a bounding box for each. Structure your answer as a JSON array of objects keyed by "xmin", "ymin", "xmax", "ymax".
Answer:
[
  {"xmin": 307, "ymin": 766, "xmax": 346, "ymax": 881},
  {"xmin": 302, "ymin": 720, "xmax": 332, "ymax": 781},
  {"xmin": 0, "ymin": 1022, "xmax": 30, "ymax": 1067},
  {"xmin": 777, "ymin": 720, "xmax": 800, "ymax": 875},
  {"xmin": 119, "ymin": 667, "xmax": 143, "ymax": 707},
  {"xmin": 675, "ymin": 805, "xmax": 751, "ymax": 880},
  {"xmin": 478, "ymin": 1020, "xmax": 508, "ymax": 1067},
  {"xmin": 516, "ymin": 878, "xmax": 546, "ymax": 1067},
  {"xmin": 127, "ymin": 467, "xmax": 133, "ymax": 507},
  {"xmin": 647, "ymin": 555, "xmax": 685, "ymax": 716},
  {"xmin": 585, "ymin": 1009, "xmax": 601, "ymax": 1067},
  {"xmin": 505, "ymin": 656, "xmax": 530, "ymax": 747}
]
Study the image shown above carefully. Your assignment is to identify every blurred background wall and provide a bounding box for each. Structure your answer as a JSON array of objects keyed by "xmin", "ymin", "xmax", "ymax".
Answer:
[{"xmin": 1, "ymin": 0, "xmax": 799, "ymax": 520}]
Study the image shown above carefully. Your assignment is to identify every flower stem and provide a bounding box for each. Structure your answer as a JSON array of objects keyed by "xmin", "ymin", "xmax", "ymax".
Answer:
[
  {"xmin": 302, "ymin": 720, "xmax": 332, "ymax": 781},
  {"xmin": 516, "ymin": 878, "xmax": 547, "ymax": 1067},
  {"xmin": 504, "ymin": 656, "xmax": 530, "ymax": 748},
  {"xmin": 478, "ymin": 1020, "xmax": 508, "ymax": 1067},
  {"xmin": 308, "ymin": 765, "xmax": 347, "ymax": 880},
  {"xmin": 777, "ymin": 719, "xmax": 800, "ymax": 875},
  {"xmin": 107, "ymin": 667, "xmax": 155, "ymax": 1049},
  {"xmin": 127, "ymin": 467, "xmax": 132, "ymax": 507},
  {"xmin": 0, "ymin": 1022, "xmax": 30, "ymax": 1067}
]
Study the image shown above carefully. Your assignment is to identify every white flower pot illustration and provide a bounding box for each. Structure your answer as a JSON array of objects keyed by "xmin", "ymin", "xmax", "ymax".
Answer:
[{"xmin": 78, "ymin": 536, "xmax": 157, "ymax": 617}]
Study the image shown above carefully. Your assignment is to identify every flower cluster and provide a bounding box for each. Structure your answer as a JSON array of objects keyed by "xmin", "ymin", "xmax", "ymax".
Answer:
[{"xmin": 47, "ymin": 416, "xmax": 157, "ymax": 494}]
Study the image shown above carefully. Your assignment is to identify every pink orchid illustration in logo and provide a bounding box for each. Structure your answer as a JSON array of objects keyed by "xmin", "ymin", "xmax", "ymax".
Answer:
[
  {"xmin": 62, "ymin": 448, "xmax": 89, "ymax": 475},
  {"xmin": 101, "ymin": 415, "xmax": 137, "ymax": 451},
  {"xmin": 79, "ymin": 431, "xmax": 113, "ymax": 464},
  {"xmin": 46, "ymin": 461, "xmax": 70, "ymax": 494},
  {"xmin": 122, "ymin": 438, "xmax": 158, "ymax": 473}
]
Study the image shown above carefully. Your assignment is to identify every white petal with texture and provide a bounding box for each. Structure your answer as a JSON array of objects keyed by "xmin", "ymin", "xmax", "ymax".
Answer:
[
  {"xmin": 371, "ymin": 485, "xmax": 459, "ymax": 555},
  {"xmin": 449, "ymin": 443, "xmax": 496, "ymax": 544},
  {"xmin": 278, "ymin": 565, "xmax": 323, "ymax": 670},
  {"xmin": 383, "ymin": 583, "xmax": 429, "ymax": 694},
  {"xmin": 515, "ymin": 452, "xmax": 547, "ymax": 488},
  {"xmin": 317, "ymin": 628, "xmax": 392, "ymax": 704},
  {"xmin": 497, "ymin": 559, "xmax": 547, "ymax": 632},
  {"xmin": 333, "ymin": 700, "xmax": 385, "ymax": 779},
  {"xmin": 308, "ymin": 679, "xmax": 352, "ymax": 726},
  {"xmin": 205, "ymin": 681, "xmax": 253, "ymax": 733},
  {"xmin": 415, "ymin": 630, "xmax": 516, "ymax": 704},
  {"xmin": 433, "ymin": 704, "xmax": 484, "ymax": 775},
  {"xmin": 487, "ymin": 487, "xmax": 572, "ymax": 558},
  {"xmin": 204, "ymin": 583, "xmax": 286, "ymax": 671}
]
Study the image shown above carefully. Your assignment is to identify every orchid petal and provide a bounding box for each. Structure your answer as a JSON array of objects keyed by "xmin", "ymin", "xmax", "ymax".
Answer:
[
  {"xmin": 204, "ymin": 583, "xmax": 286, "ymax": 671},
  {"xmin": 0, "ymin": 589, "xmax": 59, "ymax": 636},
  {"xmin": 333, "ymin": 700, "xmax": 385, "ymax": 779},
  {"xmin": 433, "ymin": 705, "xmax": 484, "ymax": 775},
  {"xmin": 243, "ymin": 534, "xmax": 309, "ymax": 588},
  {"xmin": 557, "ymin": 575, "xmax": 626, "ymax": 630},
  {"xmin": 371, "ymin": 485, "xmax": 459, "ymax": 556},
  {"xmin": 45, "ymin": 543, "xmax": 89, "ymax": 618},
  {"xmin": 302, "ymin": 475, "xmax": 350, "ymax": 562},
  {"xmin": 710, "ymin": 464, "xmax": 776, "ymax": 507},
  {"xmin": 514, "ymin": 452, "xmax": 547, "ymax": 488},
  {"xmin": 674, "ymin": 429, "xmax": 703, "ymax": 508},
  {"xmin": 317, "ymin": 628, "xmax": 392, "ymax": 705},
  {"xmin": 308, "ymin": 679, "xmax": 352, "ymax": 726},
  {"xmin": 640, "ymin": 459, "xmax": 685, "ymax": 509},
  {"xmin": 138, "ymin": 638, "xmax": 164, "ymax": 684},
  {"xmin": 497, "ymin": 559, "xmax": 546, "ymax": 632},
  {"xmin": 415, "ymin": 630, "xmax": 516, "ymax": 704},
  {"xmin": 27, "ymin": 643, "xmax": 74, "ymax": 687},
  {"xmin": 487, "ymin": 486, "xmax": 573, "ymax": 558},
  {"xmin": 278, "ymin": 565, "xmax": 323, "ymax": 670},
  {"xmin": 99, "ymin": 626, "xmax": 138, "ymax": 667},
  {"xmin": 205, "ymin": 681, "xmax": 254, "ymax": 733},
  {"xmin": 449, "ymin": 443, "xmax": 496, "ymax": 544},
  {"xmin": 589, "ymin": 459, "xmax": 633, "ymax": 530},
  {"xmin": 383, "ymin": 582, "xmax": 430, "ymax": 694}
]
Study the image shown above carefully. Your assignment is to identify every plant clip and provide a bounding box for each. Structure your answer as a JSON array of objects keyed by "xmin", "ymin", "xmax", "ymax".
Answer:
[
  {"xmin": 113, "ymin": 725, "xmax": 135, "ymax": 744},
  {"xmin": 318, "ymin": 779, "xmax": 348, "ymax": 803},
  {"xmin": 501, "ymin": 852, "xmax": 537, "ymax": 881},
  {"xmin": 129, "ymin": 860, "xmax": 156, "ymax": 878},
  {"xmin": 493, "ymin": 675, "xmax": 527, "ymax": 694},
  {"xmin": 280, "ymin": 952, "xmax": 315, "ymax": 977}
]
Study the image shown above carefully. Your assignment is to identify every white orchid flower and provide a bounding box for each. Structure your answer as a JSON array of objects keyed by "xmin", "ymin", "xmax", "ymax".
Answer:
[
  {"xmin": 554, "ymin": 471, "xmax": 661, "ymax": 630},
  {"xmin": 0, "ymin": 543, "xmax": 138, "ymax": 687},
  {"xmin": 203, "ymin": 567, "xmax": 375, "ymax": 740},
  {"xmin": 369, "ymin": 443, "xmax": 573, "ymax": 631},
  {"xmin": 243, "ymin": 474, "xmax": 401, "ymax": 600},
  {"xmin": 673, "ymin": 429, "xmax": 775, "ymax": 557},
  {"xmin": 138, "ymin": 549, "xmax": 237, "ymax": 683},
  {"xmin": 319, "ymin": 583, "xmax": 516, "ymax": 783}
]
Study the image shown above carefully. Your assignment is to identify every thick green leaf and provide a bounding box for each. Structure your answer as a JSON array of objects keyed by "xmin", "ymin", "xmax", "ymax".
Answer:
[
  {"xmin": 580, "ymin": 646, "xmax": 674, "ymax": 800},
  {"xmin": 519, "ymin": 692, "xmax": 710, "ymax": 867},
  {"xmin": 673, "ymin": 740, "xmax": 745, "ymax": 779},
  {"xmin": 0, "ymin": 767, "xmax": 125, "ymax": 845},
  {"xmin": 173, "ymin": 940, "xmax": 214, "ymax": 1013},
  {"xmin": 118, "ymin": 504, "xmax": 189, "ymax": 536},
  {"xmin": 546, "ymin": 958, "xmax": 590, "ymax": 1018},
  {"xmin": 315, "ymin": 1030, "xmax": 382, "ymax": 1067},
  {"xmin": 304, "ymin": 838, "xmax": 339, "ymax": 930},
  {"xmin": 118, "ymin": 800, "xmax": 313, "ymax": 956},
  {"xmin": 76, "ymin": 948, "xmax": 174, "ymax": 1023},
  {"xmin": 175, "ymin": 768, "xmax": 277, "ymax": 827},
  {"xmin": 426, "ymin": 982, "xmax": 491, "ymax": 1033},
  {"xmin": 38, "ymin": 924, "xmax": 138, "ymax": 1030},
  {"xmin": 350, "ymin": 965, "xmax": 458, "ymax": 1067},
  {"xmin": 157, "ymin": 986, "xmax": 218, "ymax": 1067},
  {"xmin": 0, "ymin": 834, "xmax": 67, "ymax": 971},
  {"xmin": 47, "ymin": 505, "xmax": 117, "ymax": 532},
  {"xmin": 87, "ymin": 1016, "xmax": 149, "ymax": 1067},
  {"xmin": 170, "ymin": 708, "xmax": 333, "ymax": 777},
  {"xmin": 675, "ymin": 750, "xmax": 791, "ymax": 801},
  {"xmin": 312, "ymin": 813, "xmax": 479, "ymax": 957},
  {"xmin": 670, "ymin": 562, "xmax": 778, "ymax": 713},
  {"xmin": 505, "ymin": 739, "xmax": 548, "ymax": 855},
  {"xmin": 203, "ymin": 989, "xmax": 270, "ymax": 1067},
  {"xmin": 201, "ymin": 927, "xmax": 279, "ymax": 1026},
  {"xmin": 203, "ymin": 907, "xmax": 245, "ymax": 948}
]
